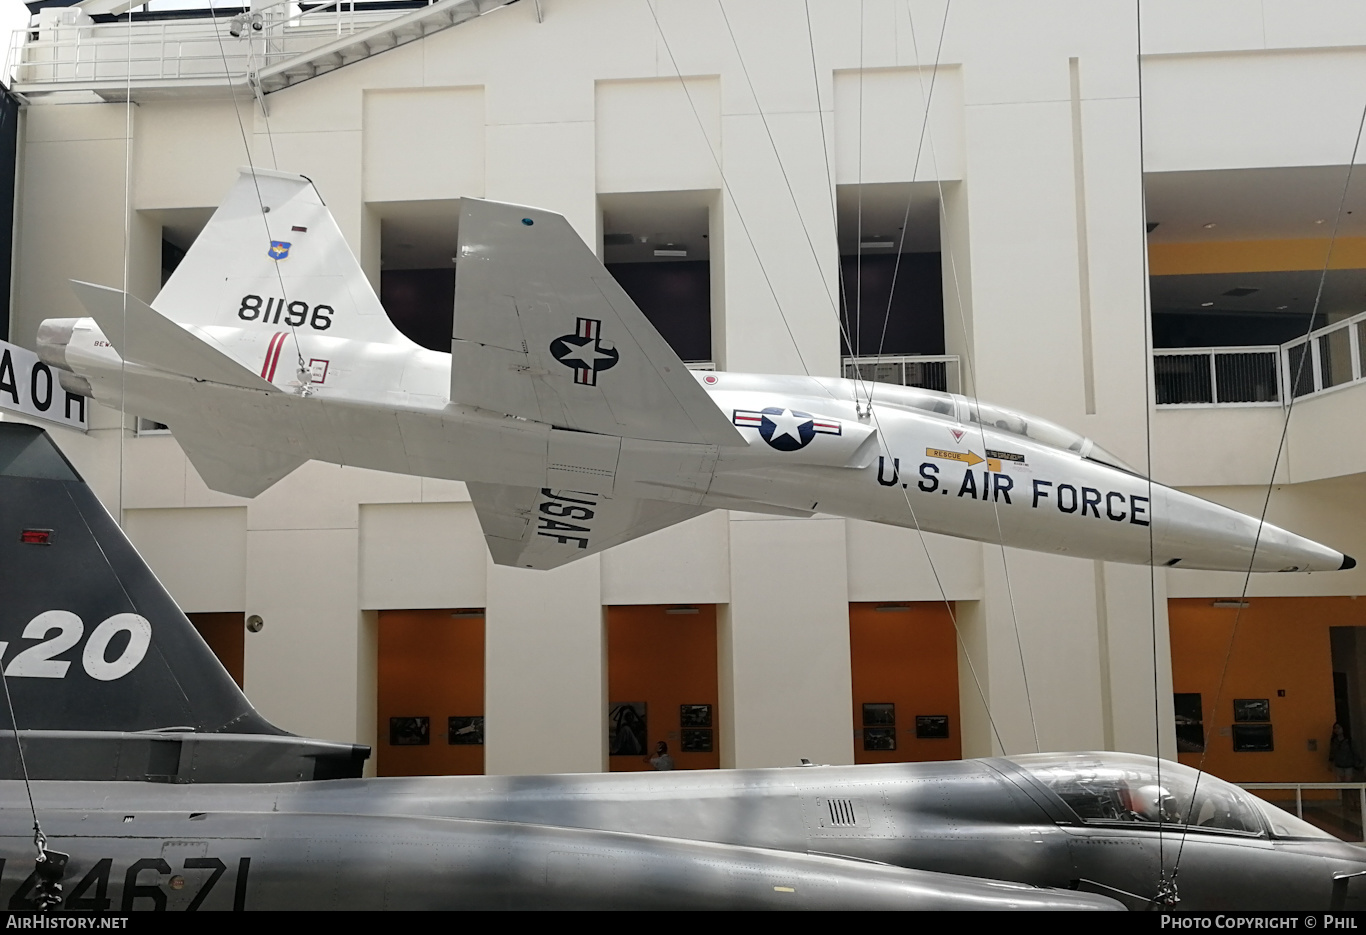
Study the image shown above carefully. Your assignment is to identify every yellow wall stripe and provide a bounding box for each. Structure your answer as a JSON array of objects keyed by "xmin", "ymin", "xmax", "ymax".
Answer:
[{"xmin": 1148, "ymin": 237, "xmax": 1366, "ymax": 276}]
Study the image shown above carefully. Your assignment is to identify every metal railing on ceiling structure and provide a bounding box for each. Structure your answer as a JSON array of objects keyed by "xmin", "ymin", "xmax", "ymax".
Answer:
[
  {"xmin": 7, "ymin": 0, "xmax": 515, "ymax": 100},
  {"xmin": 1153, "ymin": 308, "xmax": 1366, "ymax": 407}
]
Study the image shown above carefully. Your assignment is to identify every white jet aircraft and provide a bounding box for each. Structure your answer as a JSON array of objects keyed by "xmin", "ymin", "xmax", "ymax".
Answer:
[{"xmin": 34, "ymin": 169, "xmax": 1355, "ymax": 574}]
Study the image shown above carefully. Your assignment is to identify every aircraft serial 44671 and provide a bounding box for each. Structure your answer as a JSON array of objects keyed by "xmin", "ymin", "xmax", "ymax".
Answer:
[
  {"xmin": 32, "ymin": 168, "xmax": 1354, "ymax": 575},
  {"xmin": 0, "ymin": 419, "xmax": 1364, "ymax": 911}
]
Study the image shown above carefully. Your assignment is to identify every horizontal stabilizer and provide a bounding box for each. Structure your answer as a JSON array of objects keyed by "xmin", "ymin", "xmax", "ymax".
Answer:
[
  {"xmin": 70, "ymin": 281, "xmax": 277, "ymax": 392},
  {"xmin": 174, "ymin": 423, "xmax": 308, "ymax": 498},
  {"xmin": 453, "ymin": 199, "xmax": 744, "ymax": 447},
  {"xmin": 468, "ymin": 482, "xmax": 708, "ymax": 570}
]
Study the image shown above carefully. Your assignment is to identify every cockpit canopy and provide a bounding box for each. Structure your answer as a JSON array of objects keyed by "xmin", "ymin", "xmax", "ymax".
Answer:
[
  {"xmin": 863, "ymin": 383, "xmax": 1139, "ymax": 474},
  {"xmin": 1009, "ymin": 752, "xmax": 1335, "ymax": 840}
]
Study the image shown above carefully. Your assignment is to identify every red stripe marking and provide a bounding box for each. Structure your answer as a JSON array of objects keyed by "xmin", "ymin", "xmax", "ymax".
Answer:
[
  {"xmin": 263, "ymin": 332, "xmax": 287, "ymax": 382},
  {"xmin": 260, "ymin": 333, "xmax": 283, "ymax": 378},
  {"xmin": 267, "ymin": 333, "xmax": 287, "ymax": 381}
]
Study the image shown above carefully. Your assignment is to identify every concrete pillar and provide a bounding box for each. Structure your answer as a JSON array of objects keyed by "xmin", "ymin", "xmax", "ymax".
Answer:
[{"xmin": 483, "ymin": 559, "xmax": 607, "ymax": 774}]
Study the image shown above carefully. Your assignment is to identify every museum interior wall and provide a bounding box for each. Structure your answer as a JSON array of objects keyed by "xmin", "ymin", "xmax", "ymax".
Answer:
[{"xmin": 4, "ymin": 1, "xmax": 1366, "ymax": 780}]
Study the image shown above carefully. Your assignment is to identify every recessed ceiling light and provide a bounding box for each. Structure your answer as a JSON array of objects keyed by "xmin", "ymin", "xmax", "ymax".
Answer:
[
  {"xmin": 1276, "ymin": 305, "xmax": 1289, "ymax": 310},
  {"xmin": 653, "ymin": 245, "xmax": 687, "ymax": 258},
  {"xmin": 1202, "ymin": 222, "xmax": 1216, "ymax": 229},
  {"xmin": 860, "ymin": 238, "xmax": 895, "ymax": 249},
  {"xmin": 1316, "ymin": 219, "xmax": 1326, "ymax": 225},
  {"xmin": 1201, "ymin": 302, "xmax": 1215, "ymax": 307}
]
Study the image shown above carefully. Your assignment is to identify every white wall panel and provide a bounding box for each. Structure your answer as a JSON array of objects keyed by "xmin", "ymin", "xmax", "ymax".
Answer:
[
  {"xmin": 600, "ymin": 509, "xmax": 730, "ymax": 605},
  {"xmin": 596, "ymin": 77, "xmax": 721, "ymax": 194},
  {"xmin": 725, "ymin": 516, "xmax": 852, "ymax": 768},
  {"xmin": 364, "ymin": 87, "xmax": 485, "ymax": 202},
  {"xmin": 845, "ymin": 520, "xmax": 982, "ymax": 602},
  {"xmin": 833, "ymin": 66, "xmax": 963, "ymax": 184},
  {"xmin": 359, "ymin": 502, "xmax": 487, "ymax": 609},
  {"xmin": 124, "ymin": 507, "xmax": 247, "ymax": 613},
  {"xmin": 484, "ymin": 558, "xmax": 605, "ymax": 774},
  {"xmin": 243, "ymin": 527, "xmax": 364, "ymax": 743},
  {"xmin": 1143, "ymin": 50, "xmax": 1366, "ymax": 172}
]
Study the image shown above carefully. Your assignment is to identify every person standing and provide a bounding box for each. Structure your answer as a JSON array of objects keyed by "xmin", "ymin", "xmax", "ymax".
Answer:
[
  {"xmin": 1330, "ymin": 722, "xmax": 1362, "ymax": 783},
  {"xmin": 646, "ymin": 741, "xmax": 675, "ymax": 771}
]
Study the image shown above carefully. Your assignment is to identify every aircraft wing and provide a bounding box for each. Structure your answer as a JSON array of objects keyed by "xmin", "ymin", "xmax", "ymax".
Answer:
[
  {"xmin": 69, "ymin": 281, "xmax": 276, "ymax": 392},
  {"xmin": 452, "ymin": 199, "xmax": 745, "ymax": 448},
  {"xmin": 468, "ymin": 482, "xmax": 708, "ymax": 570}
]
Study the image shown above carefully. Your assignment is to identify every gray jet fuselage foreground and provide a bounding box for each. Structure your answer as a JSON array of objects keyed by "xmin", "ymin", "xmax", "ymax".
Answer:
[
  {"xmin": 32, "ymin": 169, "xmax": 1354, "ymax": 574},
  {"xmin": 0, "ymin": 421, "xmax": 1362, "ymax": 911}
]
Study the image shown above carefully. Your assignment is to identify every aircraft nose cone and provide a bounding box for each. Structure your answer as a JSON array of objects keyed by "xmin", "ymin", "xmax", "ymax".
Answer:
[{"xmin": 1344, "ymin": 555, "xmax": 1358, "ymax": 571}]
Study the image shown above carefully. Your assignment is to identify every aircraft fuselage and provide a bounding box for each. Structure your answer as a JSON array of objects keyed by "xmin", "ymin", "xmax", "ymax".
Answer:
[
  {"xmin": 0, "ymin": 756, "xmax": 1359, "ymax": 911},
  {"xmin": 52, "ymin": 318, "xmax": 1348, "ymax": 574}
]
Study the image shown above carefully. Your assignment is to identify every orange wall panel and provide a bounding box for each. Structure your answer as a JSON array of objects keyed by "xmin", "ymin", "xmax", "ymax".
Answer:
[
  {"xmin": 1169, "ymin": 596, "xmax": 1366, "ymax": 783},
  {"xmin": 377, "ymin": 609, "xmax": 484, "ymax": 777},
  {"xmin": 849, "ymin": 602, "xmax": 961, "ymax": 764},
  {"xmin": 188, "ymin": 612, "xmax": 244, "ymax": 689},
  {"xmin": 607, "ymin": 605, "xmax": 720, "ymax": 771}
]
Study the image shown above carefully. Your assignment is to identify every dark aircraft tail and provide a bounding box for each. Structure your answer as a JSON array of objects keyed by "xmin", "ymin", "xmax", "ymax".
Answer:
[{"xmin": 0, "ymin": 421, "xmax": 368, "ymax": 781}]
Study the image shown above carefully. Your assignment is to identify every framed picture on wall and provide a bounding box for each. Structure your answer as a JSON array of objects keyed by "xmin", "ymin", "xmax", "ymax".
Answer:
[
  {"xmin": 680, "ymin": 704, "xmax": 713, "ymax": 728},
  {"xmin": 681, "ymin": 729, "xmax": 713, "ymax": 753},
  {"xmin": 389, "ymin": 716, "xmax": 430, "ymax": 746},
  {"xmin": 862, "ymin": 703, "xmax": 895, "ymax": 727},
  {"xmin": 915, "ymin": 715, "xmax": 950, "ymax": 739},
  {"xmin": 608, "ymin": 702, "xmax": 648, "ymax": 756},
  {"xmin": 448, "ymin": 716, "xmax": 484, "ymax": 745},
  {"xmin": 1174, "ymin": 693, "xmax": 1205, "ymax": 753},
  {"xmin": 1233, "ymin": 699, "xmax": 1270, "ymax": 723},
  {"xmin": 863, "ymin": 727, "xmax": 896, "ymax": 751},
  {"xmin": 1232, "ymin": 723, "xmax": 1274, "ymax": 752}
]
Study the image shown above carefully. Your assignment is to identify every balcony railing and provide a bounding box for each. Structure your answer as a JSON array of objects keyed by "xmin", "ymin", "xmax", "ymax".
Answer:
[
  {"xmin": 7, "ymin": 0, "xmax": 512, "ymax": 95},
  {"xmin": 1240, "ymin": 782, "xmax": 1366, "ymax": 844},
  {"xmin": 1153, "ymin": 346, "xmax": 1282, "ymax": 407},
  {"xmin": 842, "ymin": 355, "xmax": 960, "ymax": 395},
  {"xmin": 1154, "ymin": 309, "xmax": 1366, "ymax": 408}
]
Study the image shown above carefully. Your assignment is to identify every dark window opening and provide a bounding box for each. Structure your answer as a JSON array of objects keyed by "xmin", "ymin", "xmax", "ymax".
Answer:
[
  {"xmin": 606, "ymin": 261, "xmax": 711, "ymax": 363},
  {"xmin": 838, "ymin": 252, "xmax": 944, "ymax": 357},
  {"xmin": 380, "ymin": 268, "xmax": 455, "ymax": 352}
]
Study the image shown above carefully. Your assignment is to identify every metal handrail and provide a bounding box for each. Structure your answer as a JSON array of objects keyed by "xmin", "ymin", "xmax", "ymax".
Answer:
[{"xmin": 1239, "ymin": 781, "xmax": 1366, "ymax": 843}]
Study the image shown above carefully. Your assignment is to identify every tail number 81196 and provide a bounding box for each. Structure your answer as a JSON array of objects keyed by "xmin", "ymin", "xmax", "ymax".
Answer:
[
  {"xmin": 238, "ymin": 295, "xmax": 333, "ymax": 330},
  {"xmin": 1, "ymin": 611, "xmax": 150, "ymax": 681}
]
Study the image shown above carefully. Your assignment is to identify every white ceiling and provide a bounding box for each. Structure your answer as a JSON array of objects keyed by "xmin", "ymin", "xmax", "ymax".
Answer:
[{"xmin": 1145, "ymin": 166, "xmax": 1366, "ymax": 243}]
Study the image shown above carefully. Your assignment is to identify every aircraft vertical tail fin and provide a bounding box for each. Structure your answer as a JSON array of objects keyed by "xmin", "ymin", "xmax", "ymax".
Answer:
[
  {"xmin": 0, "ymin": 421, "xmax": 367, "ymax": 780},
  {"xmin": 154, "ymin": 168, "xmax": 411, "ymax": 347}
]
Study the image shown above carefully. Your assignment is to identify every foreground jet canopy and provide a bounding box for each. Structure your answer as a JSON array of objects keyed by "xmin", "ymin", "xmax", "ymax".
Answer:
[
  {"xmin": 36, "ymin": 168, "xmax": 1353, "ymax": 574},
  {"xmin": 0, "ymin": 420, "xmax": 1362, "ymax": 911}
]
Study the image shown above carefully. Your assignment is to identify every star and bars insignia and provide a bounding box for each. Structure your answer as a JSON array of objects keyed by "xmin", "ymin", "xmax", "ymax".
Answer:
[
  {"xmin": 550, "ymin": 317, "xmax": 620, "ymax": 386},
  {"xmin": 732, "ymin": 407, "xmax": 841, "ymax": 452}
]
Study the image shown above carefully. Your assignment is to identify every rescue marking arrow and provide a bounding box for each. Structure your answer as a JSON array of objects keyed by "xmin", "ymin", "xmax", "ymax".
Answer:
[{"xmin": 926, "ymin": 448, "xmax": 1003, "ymax": 472}]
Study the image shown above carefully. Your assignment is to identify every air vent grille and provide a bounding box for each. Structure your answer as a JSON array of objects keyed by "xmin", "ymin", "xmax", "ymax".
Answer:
[{"xmin": 827, "ymin": 798, "xmax": 857, "ymax": 827}]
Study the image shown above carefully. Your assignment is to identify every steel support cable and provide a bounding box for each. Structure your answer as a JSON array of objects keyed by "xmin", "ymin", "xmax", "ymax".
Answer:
[
  {"xmin": 797, "ymin": 0, "xmax": 1007, "ymax": 754},
  {"xmin": 644, "ymin": 0, "xmax": 812, "ymax": 376},
  {"xmin": 855, "ymin": 0, "xmax": 865, "ymax": 364},
  {"xmin": 653, "ymin": 0, "xmax": 1006, "ymax": 747},
  {"xmin": 712, "ymin": 0, "xmax": 865, "ymax": 396},
  {"xmin": 713, "ymin": 0, "xmax": 1013, "ymax": 753},
  {"xmin": 802, "ymin": 1, "xmax": 854, "ymax": 385},
  {"xmin": 868, "ymin": 0, "xmax": 950, "ymax": 412},
  {"xmin": 208, "ymin": 0, "xmax": 309, "ymax": 379},
  {"xmin": 903, "ymin": 0, "xmax": 1040, "ymax": 754},
  {"xmin": 1131, "ymin": 0, "xmax": 1173, "ymax": 900},
  {"xmin": 1169, "ymin": 53, "xmax": 1366, "ymax": 889}
]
